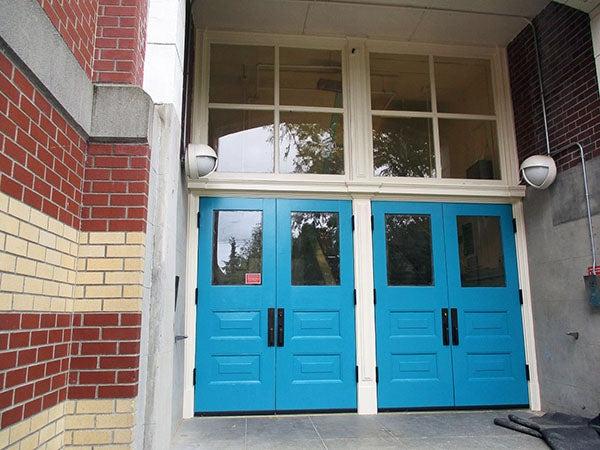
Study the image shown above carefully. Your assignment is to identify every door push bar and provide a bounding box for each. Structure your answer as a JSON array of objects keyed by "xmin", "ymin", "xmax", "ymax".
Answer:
[
  {"xmin": 277, "ymin": 308, "xmax": 285, "ymax": 347},
  {"xmin": 267, "ymin": 308, "xmax": 275, "ymax": 347},
  {"xmin": 441, "ymin": 308, "xmax": 459, "ymax": 346}
]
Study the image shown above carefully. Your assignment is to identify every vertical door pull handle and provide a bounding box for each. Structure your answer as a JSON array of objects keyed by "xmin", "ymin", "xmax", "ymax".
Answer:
[
  {"xmin": 451, "ymin": 308, "xmax": 459, "ymax": 346},
  {"xmin": 277, "ymin": 308, "xmax": 284, "ymax": 347},
  {"xmin": 267, "ymin": 308, "xmax": 275, "ymax": 347},
  {"xmin": 441, "ymin": 308, "xmax": 449, "ymax": 346}
]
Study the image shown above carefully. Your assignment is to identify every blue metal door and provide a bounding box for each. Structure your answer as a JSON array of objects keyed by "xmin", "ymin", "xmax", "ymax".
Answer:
[
  {"xmin": 373, "ymin": 201, "xmax": 528, "ymax": 409},
  {"xmin": 195, "ymin": 198, "xmax": 356, "ymax": 413},
  {"xmin": 275, "ymin": 199, "xmax": 357, "ymax": 410},
  {"xmin": 443, "ymin": 203, "xmax": 528, "ymax": 407},
  {"xmin": 195, "ymin": 198, "xmax": 277, "ymax": 412},
  {"xmin": 372, "ymin": 202, "xmax": 454, "ymax": 408}
]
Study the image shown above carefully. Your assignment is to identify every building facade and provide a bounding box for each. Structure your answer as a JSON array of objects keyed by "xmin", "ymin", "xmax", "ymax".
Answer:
[{"xmin": 0, "ymin": 0, "xmax": 599, "ymax": 449}]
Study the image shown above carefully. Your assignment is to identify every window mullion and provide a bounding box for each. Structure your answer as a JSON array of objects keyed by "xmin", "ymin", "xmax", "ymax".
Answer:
[
  {"xmin": 429, "ymin": 55, "xmax": 442, "ymax": 179},
  {"xmin": 274, "ymin": 45, "xmax": 280, "ymax": 174}
]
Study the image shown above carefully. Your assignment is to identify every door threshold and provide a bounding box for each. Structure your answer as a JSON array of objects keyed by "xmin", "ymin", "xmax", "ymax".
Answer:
[
  {"xmin": 378, "ymin": 404, "xmax": 530, "ymax": 413},
  {"xmin": 195, "ymin": 408, "xmax": 357, "ymax": 417}
]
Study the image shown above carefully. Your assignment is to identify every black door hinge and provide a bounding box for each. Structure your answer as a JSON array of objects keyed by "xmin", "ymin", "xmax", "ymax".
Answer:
[
  {"xmin": 353, "ymin": 289, "xmax": 357, "ymax": 306},
  {"xmin": 375, "ymin": 367, "xmax": 379, "ymax": 383},
  {"xmin": 195, "ymin": 287, "xmax": 198, "ymax": 305},
  {"xmin": 519, "ymin": 289, "xmax": 523, "ymax": 305},
  {"xmin": 512, "ymin": 218, "xmax": 517, "ymax": 233},
  {"xmin": 197, "ymin": 211, "xmax": 201, "ymax": 228},
  {"xmin": 193, "ymin": 368, "xmax": 196, "ymax": 385},
  {"xmin": 351, "ymin": 215, "xmax": 355, "ymax": 231},
  {"xmin": 371, "ymin": 215, "xmax": 374, "ymax": 231},
  {"xmin": 525, "ymin": 364, "xmax": 530, "ymax": 381},
  {"xmin": 373, "ymin": 289, "xmax": 377, "ymax": 305},
  {"xmin": 355, "ymin": 365, "xmax": 359, "ymax": 383}
]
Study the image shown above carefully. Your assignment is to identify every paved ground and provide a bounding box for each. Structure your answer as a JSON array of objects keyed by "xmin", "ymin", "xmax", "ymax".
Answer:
[{"xmin": 172, "ymin": 410, "xmax": 548, "ymax": 449}]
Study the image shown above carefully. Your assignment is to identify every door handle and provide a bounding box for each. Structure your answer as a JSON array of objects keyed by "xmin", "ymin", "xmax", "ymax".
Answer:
[
  {"xmin": 277, "ymin": 308, "xmax": 284, "ymax": 347},
  {"xmin": 441, "ymin": 308, "xmax": 449, "ymax": 346},
  {"xmin": 451, "ymin": 308, "xmax": 459, "ymax": 346},
  {"xmin": 267, "ymin": 308, "xmax": 275, "ymax": 347}
]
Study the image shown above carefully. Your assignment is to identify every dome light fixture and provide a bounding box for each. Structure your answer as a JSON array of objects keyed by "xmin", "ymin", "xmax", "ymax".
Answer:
[
  {"xmin": 185, "ymin": 143, "xmax": 218, "ymax": 179},
  {"xmin": 519, "ymin": 154, "xmax": 557, "ymax": 189}
]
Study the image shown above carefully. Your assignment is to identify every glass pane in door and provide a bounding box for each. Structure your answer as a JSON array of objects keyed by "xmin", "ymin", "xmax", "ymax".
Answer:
[
  {"xmin": 291, "ymin": 212, "xmax": 340, "ymax": 285},
  {"xmin": 385, "ymin": 214, "xmax": 433, "ymax": 285},
  {"xmin": 456, "ymin": 215, "xmax": 505, "ymax": 287}
]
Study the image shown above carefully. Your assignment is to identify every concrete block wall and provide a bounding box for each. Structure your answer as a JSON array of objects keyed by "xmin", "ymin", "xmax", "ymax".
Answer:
[{"xmin": 507, "ymin": 2, "xmax": 600, "ymax": 414}]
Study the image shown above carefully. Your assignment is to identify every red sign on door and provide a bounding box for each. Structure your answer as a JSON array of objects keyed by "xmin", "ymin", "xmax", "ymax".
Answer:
[{"xmin": 245, "ymin": 273, "xmax": 262, "ymax": 285}]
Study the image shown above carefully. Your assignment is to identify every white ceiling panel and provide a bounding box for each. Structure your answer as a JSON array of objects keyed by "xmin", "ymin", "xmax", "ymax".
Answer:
[
  {"xmin": 554, "ymin": 0, "xmax": 600, "ymax": 13},
  {"xmin": 303, "ymin": 3, "xmax": 424, "ymax": 39}
]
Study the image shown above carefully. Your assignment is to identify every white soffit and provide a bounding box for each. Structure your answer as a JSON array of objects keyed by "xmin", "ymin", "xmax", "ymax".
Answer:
[
  {"xmin": 192, "ymin": 0, "xmax": 554, "ymax": 46},
  {"xmin": 554, "ymin": 0, "xmax": 600, "ymax": 14}
]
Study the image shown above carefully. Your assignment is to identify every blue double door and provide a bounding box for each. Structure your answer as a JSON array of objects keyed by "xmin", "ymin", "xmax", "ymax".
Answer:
[
  {"xmin": 195, "ymin": 197, "xmax": 357, "ymax": 413},
  {"xmin": 373, "ymin": 202, "xmax": 529, "ymax": 409}
]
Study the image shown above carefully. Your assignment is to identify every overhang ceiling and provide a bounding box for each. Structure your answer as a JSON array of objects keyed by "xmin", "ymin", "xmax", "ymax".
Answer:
[{"xmin": 192, "ymin": 0, "xmax": 600, "ymax": 47}]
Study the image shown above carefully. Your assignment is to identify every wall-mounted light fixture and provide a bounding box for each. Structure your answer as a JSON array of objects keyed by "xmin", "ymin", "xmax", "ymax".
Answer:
[{"xmin": 185, "ymin": 143, "xmax": 218, "ymax": 179}]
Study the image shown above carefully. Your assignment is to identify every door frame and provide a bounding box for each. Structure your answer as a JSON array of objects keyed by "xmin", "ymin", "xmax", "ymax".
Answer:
[{"xmin": 182, "ymin": 193, "xmax": 541, "ymax": 417}]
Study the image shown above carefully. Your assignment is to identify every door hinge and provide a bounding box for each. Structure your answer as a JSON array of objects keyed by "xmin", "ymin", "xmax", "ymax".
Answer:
[
  {"xmin": 525, "ymin": 364, "xmax": 530, "ymax": 381},
  {"xmin": 373, "ymin": 288, "xmax": 377, "ymax": 305},
  {"xmin": 371, "ymin": 215, "xmax": 374, "ymax": 231},
  {"xmin": 512, "ymin": 218, "xmax": 517, "ymax": 233},
  {"xmin": 375, "ymin": 366, "xmax": 379, "ymax": 383},
  {"xmin": 353, "ymin": 289, "xmax": 357, "ymax": 306},
  {"xmin": 355, "ymin": 365, "xmax": 359, "ymax": 383},
  {"xmin": 197, "ymin": 211, "xmax": 201, "ymax": 228},
  {"xmin": 351, "ymin": 215, "xmax": 355, "ymax": 231},
  {"xmin": 519, "ymin": 289, "xmax": 523, "ymax": 305},
  {"xmin": 193, "ymin": 368, "xmax": 196, "ymax": 385},
  {"xmin": 195, "ymin": 287, "xmax": 198, "ymax": 305}
]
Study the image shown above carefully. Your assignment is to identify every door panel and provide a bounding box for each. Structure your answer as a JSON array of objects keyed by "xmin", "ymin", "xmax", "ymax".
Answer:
[
  {"xmin": 275, "ymin": 199, "xmax": 357, "ymax": 410},
  {"xmin": 195, "ymin": 198, "xmax": 277, "ymax": 412},
  {"xmin": 372, "ymin": 202, "xmax": 454, "ymax": 408},
  {"xmin": 443, "ymin": 203, "xmax": 528, "ymax": 406}
]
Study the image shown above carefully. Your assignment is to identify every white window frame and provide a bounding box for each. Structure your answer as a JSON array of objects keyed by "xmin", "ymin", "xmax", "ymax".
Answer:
[{"xmin": 190, "ymin": 31, "xmax": 523, "ymax": 199}]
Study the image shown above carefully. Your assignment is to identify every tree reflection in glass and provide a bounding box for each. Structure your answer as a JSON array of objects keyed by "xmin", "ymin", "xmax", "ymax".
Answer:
[
  {"xmin": 385, "ymin": 214, "xmax": 433, "ymax": 286},
  {"xmin": 373, "ymin": 117, "xmax": 435, "ymax": 177},
  {"xmin": 212, "ymin": 211, "xmax": 263, "ymax": 285},
  {"xmin": 291, "ymin": 212, "xmax": 340, "ymax": 285},
  {"xmin": 279, "ymin": 112, "xmax": 344, "ymax": 175}
]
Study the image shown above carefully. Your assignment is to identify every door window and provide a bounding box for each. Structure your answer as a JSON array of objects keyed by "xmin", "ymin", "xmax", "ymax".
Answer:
[
  {"xmin": 291, "ymin": 212, "xmax": 340, "ymax": 285},
  {"xmin": 212, "ymin": 210, "xmax": 263, "ymax": 285},
  {"xmin": 457, "ymin": 216, "xmax": 505, "ymax": 287},
  {"xmin": 385, "ymin": 214, "xmax": 433, "ymax": 286}
]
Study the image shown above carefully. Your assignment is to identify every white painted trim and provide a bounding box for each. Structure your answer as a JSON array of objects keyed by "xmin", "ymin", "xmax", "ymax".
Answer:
[
  {"xmin": 352, "ymin": 198, "xmax": 378, "ymax": 414},
  {"xmin": 513, "ymin": 200, "xmax": 541, "ymax": 411},
  {"xmin": 183, "ymin": 193, "xmax": 199, "ymax": 418}
]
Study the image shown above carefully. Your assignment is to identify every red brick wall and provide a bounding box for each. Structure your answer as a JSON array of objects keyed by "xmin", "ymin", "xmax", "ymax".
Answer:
[
  {"xmin": 94, "ymin": 0, "xmax": 149, "ymax": 85},
  {"xmin": 0, "ymin": 49, "xmax": 86, "ymax": 230},
  {"xmin": 36, "ymin": 0, "xmax": 99, "ymax": 79},
  {"xmin": 82, "ymin": 143, "xmax": 151, "ymax": 232},
  {"xmin": 68, "ymin": 312, "xmax": 141, "ymax": 400},
  {"xmin": 0, "ymin": 313, "xmax": 71, "ymax": 428},
  {"xmin": 507, "ymin": 2, "xmax": 600, "ymax": 171}
]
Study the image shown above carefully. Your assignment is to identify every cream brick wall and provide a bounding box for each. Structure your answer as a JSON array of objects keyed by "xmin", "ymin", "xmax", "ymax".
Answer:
[{"xmin": 0, "ymin": 403, "xmax": 66, "ymax": 450}]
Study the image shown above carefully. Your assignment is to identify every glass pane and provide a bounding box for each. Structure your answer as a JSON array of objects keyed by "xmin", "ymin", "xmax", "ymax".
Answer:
[
  {"xmin": 385, "ymin": 214, "xmax": 433, "ymax": 286},
  {"xmin": 439, "ymin": 119, "xmax": 500, "ymax": 180},
  {"xmin": 434, "ymin": 56, "xmax": 494, "ymax": 115},
  {"xmin": 209, "ymin": 109, "xmax": 274, "ymax": 173},
  {"xmin": 370, "ymin": 53, "xmax": 431, "ymax": 111},
  {"xmin": 373, "ymin": 117, "xmax": 435, "ymax": 177},
  {"xmin": 291, "ymin": 212, "xmax": 340, "ymax": 285},
  {"xmin": 209, "ymin": 44, "xmax": 274, "ymax": 105},
  {"xmin": 280, "ymin": 47, "xmax": 343, "ymax": 108},
  {"xmin": 279, "ymin": 112, "xmax": 344, "ymax": 174},
  {"xmin": 212, "ymin": 211, "xmax": 263, "ymax": 285},
  {"xmin": 457, "ymin": 216, "xmax": 505, "ymax": 287}
]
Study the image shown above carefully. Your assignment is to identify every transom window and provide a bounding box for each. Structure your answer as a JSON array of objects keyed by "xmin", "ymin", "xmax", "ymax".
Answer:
[
  {"xmin": 370, "ymin": 54, "xmax": 500, "ymax": 180},
  {"xmin": 208, "ymin": 44, "xmax": 345, "ymax": 175}
]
